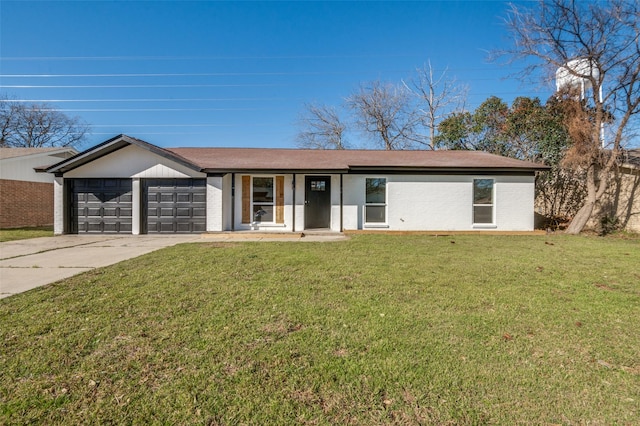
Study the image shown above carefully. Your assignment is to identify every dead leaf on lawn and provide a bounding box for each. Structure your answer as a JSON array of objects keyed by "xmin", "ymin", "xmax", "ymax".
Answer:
[
  {"xmin": 333, "ymin": 348, "xmax": 349, "ymax": 357},
  {"xmin": 288, "ymin": 323, "xmax": 303, "ymax": 333},
  {"xmin": 594, "ymin": 283, "xmax": 614, "ymax": 291},
  {"xmin": 503, "ymin": 333, "xmax": 513, "ymax": 341},
  {"xmin": 597, "ymin": 359, "xmax": 613, "ymax": 369},
  {"xmin": 621, "ymin": 365, "xmax": 640, "ymax": 375}
]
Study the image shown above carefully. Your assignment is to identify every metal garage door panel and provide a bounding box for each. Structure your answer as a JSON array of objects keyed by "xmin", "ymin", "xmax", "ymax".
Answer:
[
  {"xmin": 70, "ymin": 179, "xmax": 133, "ymax": 234},
  {"xmin": 144, "ymin": 178, "xmax": 206, "ymax": 234}
]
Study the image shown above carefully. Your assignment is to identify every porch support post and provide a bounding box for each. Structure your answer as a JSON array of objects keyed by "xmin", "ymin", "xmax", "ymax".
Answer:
[
  {"xmin": 292, "ymin": 174, "xmax": 296, "ymax": 232},
  {"xmin": 231, "ymin": 173, "xmax": 235, "ymax": 231},
  {"xmin": 340, "ymin": 173, "xmax": 344, "ymax": 232}
]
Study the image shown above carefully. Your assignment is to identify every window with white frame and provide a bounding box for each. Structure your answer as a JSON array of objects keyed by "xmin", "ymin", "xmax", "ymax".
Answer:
[
  {"xmin": 365, "ymin": 178, "xmax": 386, "ymax": 223},
  {"xmin": 253, "ymin": 177, "xmax": 274, "ymax": 222},
  {"xmin": 473, "ymin": 179, "xmax": 494, "ymax": 224}
]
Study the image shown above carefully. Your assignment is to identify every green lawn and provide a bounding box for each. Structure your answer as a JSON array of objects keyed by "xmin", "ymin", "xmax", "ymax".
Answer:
[
  {"xmin": 0, "ymin": 226, "xmax": 53, "ymax": 242},
  {"xmin": 1, "ymin": 235, "xmax": 638, "ymax": 424}
]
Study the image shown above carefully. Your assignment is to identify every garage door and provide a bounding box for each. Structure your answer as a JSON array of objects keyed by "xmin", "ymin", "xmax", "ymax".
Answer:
[
  {"xmin": 69, "ymin": 178, "xmax": 133, "ymax": 234},
  {"xmin": 144, "ymin": 178, "xmax": 206, "ymax": 233}
]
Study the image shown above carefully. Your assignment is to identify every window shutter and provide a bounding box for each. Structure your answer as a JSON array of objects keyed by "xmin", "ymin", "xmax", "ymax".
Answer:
[
  {"xmin": 276, "ymin": 176, "xmax": 285, "ymax": 224},
  {"xmin": 242, "ymin": 175, "xmax": 250, "ymax": 223}
]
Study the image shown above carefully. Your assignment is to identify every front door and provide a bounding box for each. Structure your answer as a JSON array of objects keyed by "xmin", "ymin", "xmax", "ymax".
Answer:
[{"xmin": 305, "ymin": 176, "xmax": 331, "ymax": 229}]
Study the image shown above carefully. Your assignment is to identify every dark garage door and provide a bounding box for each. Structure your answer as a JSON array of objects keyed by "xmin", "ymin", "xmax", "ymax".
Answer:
[
  {"xmin": 144, "ymin": 178, "xmax": 206, "ymax": 233},
  {"xmin": 69, "ymin": 178, "xmax": 133, "ymax": 233}
]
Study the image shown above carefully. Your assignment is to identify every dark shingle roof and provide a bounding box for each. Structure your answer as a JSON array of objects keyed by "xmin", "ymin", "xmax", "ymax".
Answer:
[
  {"xmin": 166, "ymin": 147, "xmax": 549, "ymax": 173},
  {"xmin": 0, "ymin": 147, "xmax": 76, "ymax": 160},
  {"xmin": 623, "ymin": 148, "xmax": 640, "ymax": 169},
  {"xmin": 44, "ymin": 135, "xmax": 550, "ymax": 174}
]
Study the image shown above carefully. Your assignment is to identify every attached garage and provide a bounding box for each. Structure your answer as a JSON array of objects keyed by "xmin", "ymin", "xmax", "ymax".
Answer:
[
  {"xmin": 68, "ymin": 178, "xmax": 132, "ymax": 234},
  {"xmin": 48, "ymin": 136, "xmax": 213, "ymax": 235},
  {"xmin": 143, "ymin": 178, "xmax": 206, "ymax": 233}
]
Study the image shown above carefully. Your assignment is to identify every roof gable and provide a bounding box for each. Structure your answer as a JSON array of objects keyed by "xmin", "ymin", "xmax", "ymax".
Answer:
[{"xmin": 45, "ymin": 134, "xmax": 202, "ymax": 174}]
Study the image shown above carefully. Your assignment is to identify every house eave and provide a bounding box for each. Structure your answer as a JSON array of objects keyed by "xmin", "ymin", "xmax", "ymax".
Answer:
[
  {"xmin": 203, "ymin": 168, "xmax": 350, "ymax": 175},
  {"xmin": 203, "ymin": 167, "xmax": 543, "ymax": 176},
  {"xmin": 45, "ymin": 134, "xmax": 203, "ymax": 174},
  {"xmin": 345, "ymin": 166, "xmax": 546, "ymax": 175}
]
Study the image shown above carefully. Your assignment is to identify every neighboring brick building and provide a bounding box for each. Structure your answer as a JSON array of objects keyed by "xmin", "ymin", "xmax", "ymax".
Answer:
[
  {"xmin": 551, "ymin": 148, "xmax": 639, "ymax": 234},
  {"xmin": 600, "ymin": 149, "xmax": 640, "ymax": 233},
  {"xmin": 0, "ymin": 148, "xmax": 77, "ymax": 229}
]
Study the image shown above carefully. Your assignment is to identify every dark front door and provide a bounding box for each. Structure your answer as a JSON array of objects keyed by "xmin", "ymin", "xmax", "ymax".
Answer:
[{"xmin": 305, "ymin": 176, "xmax": 331, "ymax": 229}]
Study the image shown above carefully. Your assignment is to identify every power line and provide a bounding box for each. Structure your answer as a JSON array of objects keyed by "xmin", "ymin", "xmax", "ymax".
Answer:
[
  {"xmin": 3, "ymin": 84, "xmax": 284, "ymax": 89},
  {"xmin": 1, "ymin": 54, "xmax": 424, "ymax": 61},
  {"xmin": 50, "ymin": 108, "xmax": 276, "ymax": 112},
  {"xmin": 0, "ymin": 71, "xmax": 411, "ymax": 78},
  {"xmin": 7, "ymin": 90, "xmax": 548, "ymax": 105},
  {"xmin": 89, "ymin": 124, "xmax": 279, "ymax": 128},
  {"xmin": 7, "ymin": 98, "xmax": 297, "ymax": 103},
  {"xmin": 0, "ymin": 66, "xmax": 521, "ymax": 78}
]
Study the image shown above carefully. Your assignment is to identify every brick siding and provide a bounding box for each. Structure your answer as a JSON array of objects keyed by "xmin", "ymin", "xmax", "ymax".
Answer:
[{"xmin": 0, "ymin": 179, "xmax": 54, "ymax": 228}]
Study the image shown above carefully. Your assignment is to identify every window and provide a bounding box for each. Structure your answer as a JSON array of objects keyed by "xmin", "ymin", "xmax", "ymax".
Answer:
[
  {"xmin": 365, "ymin": 178, "xmax": 386, "ymax": 223},
  {"xmin": 473, "ymin": 179, "xmax": 494, "ymax": 224},
  {"xmin": 310, "ymin": 180, "xmax": 326, "ymax": 191},
  {"xmin": 253, "ymin": 177, "xmax": 274, "ymax": 222}
]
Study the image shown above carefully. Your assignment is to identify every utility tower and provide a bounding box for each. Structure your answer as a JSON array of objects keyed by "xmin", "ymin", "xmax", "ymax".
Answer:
[{"xmin": 555, "ymin": 58, "xmax": 605, "ymax": 147}]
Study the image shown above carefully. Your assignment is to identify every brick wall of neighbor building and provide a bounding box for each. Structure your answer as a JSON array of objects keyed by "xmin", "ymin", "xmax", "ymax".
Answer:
[
  {"xmin": 0, "ymin": 179, "xmax": 54, "ymax": 228},
  {"xmin": 602, "ymin": 168, "xmax": 640, "ymax": 232}
]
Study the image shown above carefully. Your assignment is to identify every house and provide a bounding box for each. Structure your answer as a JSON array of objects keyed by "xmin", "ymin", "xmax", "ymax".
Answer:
[
  {"xmin": 0, "ymin": 147, "xmax": 78, "ymax": 229},
  {"xmin": 45, "ymin": 134, "xmax": 549, "ymax": 235}
]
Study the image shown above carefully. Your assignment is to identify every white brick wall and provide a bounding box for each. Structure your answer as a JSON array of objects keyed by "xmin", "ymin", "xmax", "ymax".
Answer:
[
  {"xmin": 207, "ymin": 176, "xmax": 223, "ymax": 232},
  {"xmin": 342, "ymin": 174, "xmax": 536, "ymax": 231},
  {"xmin": 53, "ymin": 176, "xmax": 64, "ymax": 235}
]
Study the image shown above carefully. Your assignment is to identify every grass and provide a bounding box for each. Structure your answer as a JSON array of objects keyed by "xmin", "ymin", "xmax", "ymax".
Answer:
[
  {"xmin": 0, "ymin": 226, "xmax": 53, "ymax": 242},
  {"xmin": 1, "ymin": 234, "xmax": 638, "ymax": 424}
]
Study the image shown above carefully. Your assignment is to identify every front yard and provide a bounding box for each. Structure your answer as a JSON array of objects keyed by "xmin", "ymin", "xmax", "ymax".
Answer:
[
  {"xmin": 0, "ymin": 227, "xmax": 53, "ymax": 243},
  {"xmin": 1, "ymin": 234, "xmax": 638, "ymax": 424}
]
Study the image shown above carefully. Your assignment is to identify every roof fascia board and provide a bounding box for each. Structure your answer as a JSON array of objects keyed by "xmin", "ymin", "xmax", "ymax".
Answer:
[
  {"xmin": 204, "ymin": 168, "xmax": 539, "ymax": 176},
  {"xmin": 203, "ymin": 168, "xmax": 349, "ymax": 174},
  {"xmin": 345, "ymin": 165, "xmax": 548, "ymax": 173},
  {"xmin": 45, "ymin": 136, "xmax": 131, "ymax": 173},
  {"xmin": 46, "ymin": 135, "xmax": 202, "ymax": 174}
]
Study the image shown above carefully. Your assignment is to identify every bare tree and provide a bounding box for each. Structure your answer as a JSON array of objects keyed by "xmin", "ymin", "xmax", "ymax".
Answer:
[
  {"xmin": 496, "ymin": 0, "xmax": 640, "ymax": 234},
  {"xmin": 0, "ymin": 97, "xmax": 89, "ymax": 148},
  {"xmin": 403, "ymin": 61, "xmax": 468, "ymax": 149},
  {"xmin": 295, "ymin": 103, "xmax": 347, "ymax": 149},
  {"xmin": 346, "ymin": 81, "xmax": 420, "ymax": 150}
]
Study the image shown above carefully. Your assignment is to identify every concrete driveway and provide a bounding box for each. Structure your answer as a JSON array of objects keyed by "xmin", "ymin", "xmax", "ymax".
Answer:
[
  {"xmin": 0, "ymin": 235, "xmax": 201, "ymax": 299},
  {"xmin": 0, "ymin": 232, "xmax": 348, "ymax": 299}
]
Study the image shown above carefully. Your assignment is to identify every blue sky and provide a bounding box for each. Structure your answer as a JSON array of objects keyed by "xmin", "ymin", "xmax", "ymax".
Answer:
[{"xmin": 0, "ymin": 1, "xmax": 554, "ymax": 149}]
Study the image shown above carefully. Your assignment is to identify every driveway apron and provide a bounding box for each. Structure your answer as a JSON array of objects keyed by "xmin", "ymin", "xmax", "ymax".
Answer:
[{"xmin": 0, "ymin": 235, "xmax": 200, "ymax": 299}]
